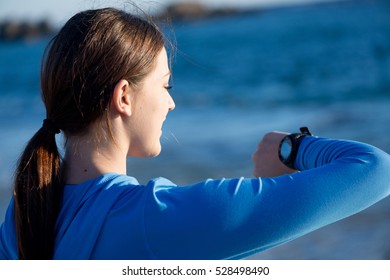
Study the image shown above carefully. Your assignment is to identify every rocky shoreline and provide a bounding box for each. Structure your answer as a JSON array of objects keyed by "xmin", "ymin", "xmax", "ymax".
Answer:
[
  {"xmin": 155, "ymin": 2, "xmax": 258, "ymax": 21},
  {"xmin": 0, "ymin": 19, "xmax": 54, "ymax": 41},
  {"xmin": 0, "ymin": 2, "xmax": 259, "ymax": 41}
]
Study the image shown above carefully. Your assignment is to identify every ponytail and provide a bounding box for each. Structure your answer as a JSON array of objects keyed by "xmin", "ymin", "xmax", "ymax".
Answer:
[{"xmin": 14, "ymin": 119, "xmax": 63, "ymax": 259}]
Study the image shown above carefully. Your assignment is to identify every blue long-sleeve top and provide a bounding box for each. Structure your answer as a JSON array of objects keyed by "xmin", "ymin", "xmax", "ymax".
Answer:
[{"xmin": 1, "ymin": 136, "xmax": 390, "ymax": 259}]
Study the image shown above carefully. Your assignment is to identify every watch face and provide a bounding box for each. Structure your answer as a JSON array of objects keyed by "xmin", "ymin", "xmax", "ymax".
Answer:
[{"xmin": 280, "ymin": 137, "xmax": 293, "ymax": 161}]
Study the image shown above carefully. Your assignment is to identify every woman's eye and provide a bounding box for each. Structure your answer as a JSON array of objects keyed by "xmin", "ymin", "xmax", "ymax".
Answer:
[{"xmin": 164, "ymin": 85, "xmax": 172, "ymax": 90}]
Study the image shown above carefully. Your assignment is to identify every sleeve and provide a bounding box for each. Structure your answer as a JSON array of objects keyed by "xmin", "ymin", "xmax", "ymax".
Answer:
[
  {"xmin": 0, "ymin": 224, "xmax": 7, "ymax": 259},
  {"xmin": 0, "ymin": 199, "xmax": 18, "ymax": 260},
  {"xmin": 143, "ymin": 137, "xmax": 390, "ymax": 259}
]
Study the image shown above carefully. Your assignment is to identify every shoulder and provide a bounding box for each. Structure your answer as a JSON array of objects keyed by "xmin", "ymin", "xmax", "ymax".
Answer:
[
  {"xmin": 89, "ymin": 174, "xmax": 178, "ymax": 210},
  {"xmin": 0, "ymin": 199, "xmax": 18, "ymax": 259}
]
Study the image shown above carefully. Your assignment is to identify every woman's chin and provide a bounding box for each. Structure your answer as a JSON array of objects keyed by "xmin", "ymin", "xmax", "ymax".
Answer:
[
  {"xmin": 148, "ymin": 147, "xmax": 162, "ymax": 158},
  {"xmin": 131, "ymin": 145, "xmax": 161, "ymax": 158}
]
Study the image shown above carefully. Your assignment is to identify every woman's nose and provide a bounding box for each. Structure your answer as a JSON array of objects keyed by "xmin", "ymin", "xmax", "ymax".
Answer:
[{"xmin": 168, "ymin": 94, "xmax": 175, "ymax": 111}]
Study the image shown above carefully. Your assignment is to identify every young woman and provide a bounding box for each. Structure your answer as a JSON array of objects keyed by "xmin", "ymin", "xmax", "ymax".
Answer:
[{"xmin": 0, "ymin": 7, "xmax": 389, "ymax": 260}]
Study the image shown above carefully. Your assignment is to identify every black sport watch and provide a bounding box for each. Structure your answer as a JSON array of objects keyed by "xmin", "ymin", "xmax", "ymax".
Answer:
[{"xmin": 278, "ymin": 127, "xmax": 313, "ymax": 169}]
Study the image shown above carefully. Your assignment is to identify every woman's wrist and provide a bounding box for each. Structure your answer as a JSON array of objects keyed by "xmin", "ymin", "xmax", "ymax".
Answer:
[{"xmin": 278, "ymin": 127, "xmax": 313, "ymax": 170}]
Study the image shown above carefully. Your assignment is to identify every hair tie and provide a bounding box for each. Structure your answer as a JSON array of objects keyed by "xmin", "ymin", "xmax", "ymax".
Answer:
[{"xmin": 42, "ymin": 119, "xmax": 61, "ymax": 134}]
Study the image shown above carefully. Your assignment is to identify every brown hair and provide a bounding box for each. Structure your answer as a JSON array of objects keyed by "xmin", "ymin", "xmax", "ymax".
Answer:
[{"xmin": 13, "ymin": 7, "xmax": 166, "ymax": 259}]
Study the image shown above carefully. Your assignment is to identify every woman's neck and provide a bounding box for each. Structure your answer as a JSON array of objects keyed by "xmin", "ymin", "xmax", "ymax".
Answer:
[{"xmin": 64, "ymin": 135, "xmax": 127, "ymax": 185}]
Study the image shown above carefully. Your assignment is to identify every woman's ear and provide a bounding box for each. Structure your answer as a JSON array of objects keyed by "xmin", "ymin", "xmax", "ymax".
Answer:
[{"xmin": 111, "ymin": 79, "xmax": 132, "ymax": 116}]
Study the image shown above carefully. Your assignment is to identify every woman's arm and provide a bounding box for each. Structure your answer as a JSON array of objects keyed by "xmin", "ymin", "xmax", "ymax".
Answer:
[{"xmin": 143, "ymin": 136, "xmax": 390, "ymax": 259}]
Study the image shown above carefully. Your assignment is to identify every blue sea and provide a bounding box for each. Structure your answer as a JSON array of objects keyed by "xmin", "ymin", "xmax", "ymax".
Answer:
[{"xmin": 1, "ymin": 0, "xmax": 390, "ymax": 259}]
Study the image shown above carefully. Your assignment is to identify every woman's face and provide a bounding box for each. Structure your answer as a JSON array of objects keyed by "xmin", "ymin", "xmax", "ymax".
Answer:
[{"xmin": 127, "ymin": 47, "xmax": 175, "ymax": 158}]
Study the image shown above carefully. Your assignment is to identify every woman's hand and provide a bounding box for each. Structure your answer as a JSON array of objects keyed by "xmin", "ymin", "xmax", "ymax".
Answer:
[{"xmin": 252, "ymin": 131, "xmax": 297, "ymax": 178}]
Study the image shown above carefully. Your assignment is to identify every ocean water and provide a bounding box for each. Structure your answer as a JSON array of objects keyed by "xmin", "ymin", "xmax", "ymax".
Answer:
[{"xmin": 1, "ymin": 0, "xmax": 390, "ymax": 259}]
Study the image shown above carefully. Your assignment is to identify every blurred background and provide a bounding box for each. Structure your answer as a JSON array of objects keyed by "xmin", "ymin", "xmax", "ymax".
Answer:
[{"xmin": 1, "ymin": 0, "xmax": 390, "ymax": 259}]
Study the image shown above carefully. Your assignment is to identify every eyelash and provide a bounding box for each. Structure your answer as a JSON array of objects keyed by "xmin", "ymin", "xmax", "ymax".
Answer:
[{"xmin": 165, "ymin": 86, "xmax": 173, "ymax": 90}]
